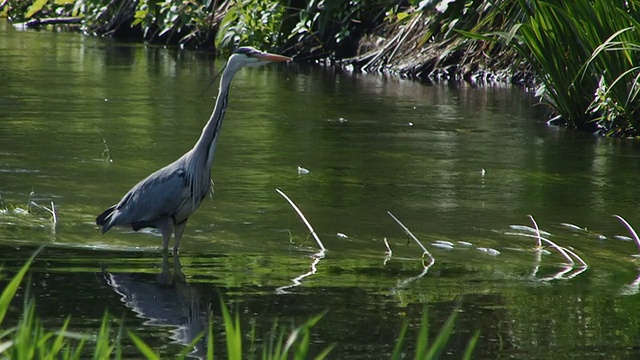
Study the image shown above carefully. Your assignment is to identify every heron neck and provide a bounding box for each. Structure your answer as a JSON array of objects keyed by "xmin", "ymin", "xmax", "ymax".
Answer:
[{"xmin": 193, "ymin": 66, "xmax": 238, "ymax": 169}]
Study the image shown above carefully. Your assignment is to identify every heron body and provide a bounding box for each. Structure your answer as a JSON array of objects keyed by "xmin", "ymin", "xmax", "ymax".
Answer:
[{"xmin": 96, "ymin": 47, "xmax": 291, "ymax": 253}]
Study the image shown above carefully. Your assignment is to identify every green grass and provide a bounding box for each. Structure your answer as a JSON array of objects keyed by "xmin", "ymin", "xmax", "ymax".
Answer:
[
  {"xmin": 463, "ymin": 0, "xmax": 640, "ymax": 136},
  {"xmin": 0, "ymin": 250, "xmax": 477, "ymax": 359}
]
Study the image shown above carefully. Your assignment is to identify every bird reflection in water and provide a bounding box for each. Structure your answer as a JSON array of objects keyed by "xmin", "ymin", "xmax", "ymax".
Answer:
[{"xmin": 104, "ymin": 253, "xmax": 207, "ymax": 358}]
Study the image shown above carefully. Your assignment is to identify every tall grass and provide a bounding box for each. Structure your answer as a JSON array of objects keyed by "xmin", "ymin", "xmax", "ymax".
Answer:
[
  {"xmin": 474, "ymin": 0, "xmax": 640, "ymax": 135},
  {"xmin": 0, "ymin": 251, "xmax": 477, "ymax": 359}
]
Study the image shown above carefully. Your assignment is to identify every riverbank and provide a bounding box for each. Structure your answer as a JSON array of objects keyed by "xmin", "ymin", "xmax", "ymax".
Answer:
[{"xmin": 3, "ymin": 0, "xmax": 640, "ymax": 136}]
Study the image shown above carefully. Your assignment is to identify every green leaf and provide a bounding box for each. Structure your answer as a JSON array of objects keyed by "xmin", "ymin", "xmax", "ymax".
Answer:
[
  {"xmin": 25, "ymin": 0, "xmax": 49, "ymax": 19},
  {"xmin": 462, "ymin": 330, "xmax": 480, "ymax": 360},
  {"xmin": 0, "ymin": 248, "xmax": 42, "ymax": 327},
  {"xmin": 128, "ymin": 331, "xmax": 160, "ymax": 360}
]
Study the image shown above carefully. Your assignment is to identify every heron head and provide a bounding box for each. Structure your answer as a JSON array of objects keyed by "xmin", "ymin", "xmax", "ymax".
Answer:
[
  {"xmin": 200, "ymin": 47, "xmax": 291, "ymax": 97},
  {"xmin": 228, "ymin": 46, "xmax": 292, "ymax": 69}
]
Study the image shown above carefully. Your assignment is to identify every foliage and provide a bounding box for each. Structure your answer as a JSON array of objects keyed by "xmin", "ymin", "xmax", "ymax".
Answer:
[
  {"xmin": 132, "ymin": 0, "xmax": 215, "ymax": 46},
  {"xmin": 351, "ymin": 0, "xmax": 529, "ymax": 81},
  {"xmin": 287, "ymin": 0, "xmax": 394, "ymax": 59},
  {"xmin": 472, "ymin": 0, "xmax": 640, "ymax": 135},
  {"xmin": 215, "ymin": 0, "xmax": 285, "ymax": 52}
]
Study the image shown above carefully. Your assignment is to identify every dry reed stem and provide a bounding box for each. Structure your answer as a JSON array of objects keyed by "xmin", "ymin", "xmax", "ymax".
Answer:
[
  {"xmin": 383, "ymin": 237, "xmax": 392, "ymax": 255},
  {"xmin": 613, "ymin": 214, "xmax": 640, "ymax": 255},
  {"xmin": 383, "ymin": 237, "xmax": 392, "ymax": 265},
  {"xmin": 276, "ymin": 188, "xmax": 326, "ymax": 252},
  {"xmin": 50, "ymin": 201, "xmax": 57, "ymax": 224},
  {"xmin": 510, "ymin": 231, "xmax": 588, "ymax": 267},
  {"xmin": 386, "ymin": 211, "xmax": 435, "ymax": 264},
  {"xmin": 527, "ymin": 214, "xmax": 543, "ymax": 249}
]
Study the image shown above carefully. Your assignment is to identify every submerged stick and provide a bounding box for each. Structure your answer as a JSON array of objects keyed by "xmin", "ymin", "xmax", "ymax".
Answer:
[
  {"xmin": 510, "ymin": 232, "xmax": 588, "ymax": 267},
  {"xmin": 50, "ymin": 201, "xmax": 57, "ymax": 224},
  {"xmin": 383, "ymin": 237, "xmax": 392, "ymax": 265},
  {"xmin": 613, "ymin": 214, "xmax": 640, "ymax": 254},
  {"xmin": 276, "ymin": 188, "xmax": 326, "ymax": 252},
  {"xmin": 27, "ymin": 191, "xmax": 34, "ymax": 214},
  {"xmin": 523, "ymin": 215, "xmax": 588, "ymax": 267},
  {"xmin": 383, "ymin": 237, "xmax": 392, "ymax": 255},
  {"xmin": 101, "ymin": 138, "xmax": 113, "ymax": 163},
  {"xmin": 386, "ymin": 211, "xmax": 435, "ymax": 263}
]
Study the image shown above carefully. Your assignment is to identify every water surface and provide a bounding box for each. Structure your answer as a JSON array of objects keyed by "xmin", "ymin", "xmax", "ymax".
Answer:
[{"xmin": 2, "ymin": 21, "xmax": 640, "ymax": 358}]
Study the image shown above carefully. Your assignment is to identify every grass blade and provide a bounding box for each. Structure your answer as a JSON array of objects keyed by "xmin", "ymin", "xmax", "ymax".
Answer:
[
  {"xmin": 128, "ymin": 331, "xmax": 160, "ymax": 360},
  {"xmin": 425, "ymin": 311, "xmax": 458, "ymax": 359},
  {"xmin": 0, "ymin": 247, "xmax": 42, "ymax": 326}
]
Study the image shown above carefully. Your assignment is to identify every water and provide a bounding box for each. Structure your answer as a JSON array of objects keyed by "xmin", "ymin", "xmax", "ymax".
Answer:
[{"xmin": 3, "ymin": 21, "xmax": 640, "ymax": 358}]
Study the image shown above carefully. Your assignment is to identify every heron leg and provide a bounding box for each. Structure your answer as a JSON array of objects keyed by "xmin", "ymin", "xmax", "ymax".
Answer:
[
  {"xmin": 173, "ymin": 219, "xmax": 188, "ymax": 255},
  {"xmin": 157, "ymin": 218, "xmax": 174, "ymax": 253}
]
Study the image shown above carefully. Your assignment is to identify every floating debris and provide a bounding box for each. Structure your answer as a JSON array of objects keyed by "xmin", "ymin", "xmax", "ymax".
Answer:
[
  {"xmin": 560, "ymin": 222, "xmax": 585, "ymax": 231},
  {"xmin": 481, "ymin": 168, "xmax": 486, "ymax": 177},
  {"xmin": 614, "ymin": 235, "xmax": 634, "ymax": 242},
  {"xmin": 431, "ymin": 242, "xmax": 454, "ymax": 250},
  {"xmin": 434, "ymin": 240, "xmax": 454, "ymax": 247},
  {"xmin": 336, "ymin": 232, "xmax": 348, "ymax": 239},
  {"xmin": 510, "ymin": 224, "xmax": 552, "ymax": 237},
  {"xmin": 297, "ymin": 166, "xmax": 310, "ymax": 175},
  {"xmin": 477, "ymin": 247, "xmax": 500, "ymax": 256}
]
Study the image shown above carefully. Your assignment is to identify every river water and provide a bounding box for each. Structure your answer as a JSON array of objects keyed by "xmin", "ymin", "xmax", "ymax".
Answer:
[{"xmin": 2, "ymin": 20, "xmax": 640, "ymax": 359}]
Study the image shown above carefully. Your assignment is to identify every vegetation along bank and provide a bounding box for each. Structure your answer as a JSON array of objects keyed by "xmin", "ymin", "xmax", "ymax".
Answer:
[{"xmin": 3, "ymin": 0, "xmax": 640, "ymax": 137}]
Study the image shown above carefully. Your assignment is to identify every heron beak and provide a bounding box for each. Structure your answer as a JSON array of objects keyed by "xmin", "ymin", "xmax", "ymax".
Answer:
[{"xmin": 256, "ymin": 52, "xmax": 292, "ymax": 63}]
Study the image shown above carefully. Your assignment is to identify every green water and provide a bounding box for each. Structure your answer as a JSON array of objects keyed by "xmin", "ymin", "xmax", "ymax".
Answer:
[{"xmin": 3, "ymin": 21, "xmax": 640, "ymax": 358}]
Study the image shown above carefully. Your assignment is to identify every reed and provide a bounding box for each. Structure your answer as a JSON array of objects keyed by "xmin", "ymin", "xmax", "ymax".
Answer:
[
  {"xmin": 613, "ymin": 214, "xmax": 640, "ymax": 255},
  {"xmin": 276, "ymin": 188, "xmax": 326, "ymax": 254},
  {"xmin": 391, "ymin": 306, "xmax": 478, "ymax": 360},
  {"xmin": 485, "ymin": 0, "xmax": 640, "ymax": 135},
  {"xmin": 387, "ymin": 211, "xmax": 435, "ymax": 266}
]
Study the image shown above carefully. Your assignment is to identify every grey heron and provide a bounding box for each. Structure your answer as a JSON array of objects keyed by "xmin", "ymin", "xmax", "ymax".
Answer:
[{"xmin": 96, "ymin": 46, "xmax": 291, "ymax": 254}]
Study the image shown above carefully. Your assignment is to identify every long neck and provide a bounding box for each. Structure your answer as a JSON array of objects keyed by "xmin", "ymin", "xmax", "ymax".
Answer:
[{"xmin": 192, "ymin": 66, "xmax": 238, "ymax": 169}]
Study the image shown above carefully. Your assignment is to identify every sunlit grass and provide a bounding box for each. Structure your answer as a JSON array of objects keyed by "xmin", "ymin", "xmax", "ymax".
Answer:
[{"xmin": 465, "ymin": 0, "xmax": 640, "ymax": 135}]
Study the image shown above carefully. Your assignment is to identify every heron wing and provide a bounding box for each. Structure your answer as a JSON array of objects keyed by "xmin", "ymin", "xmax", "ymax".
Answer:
[{"xmin": 108, "ymin": 165, "xmax": 191, "ymax": 230}]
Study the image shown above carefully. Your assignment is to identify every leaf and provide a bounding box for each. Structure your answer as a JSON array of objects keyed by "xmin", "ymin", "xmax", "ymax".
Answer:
[
  {"xmin": 0, "ymin": 248, "xmax": 41, "ymax": 327},
  {"xmin": 128, "ymin": 331, "xmax": 160, "ymax": 360},
  {"xmin": 25, "ymin": 0, "xmax": 49, "ymax": 19}
]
